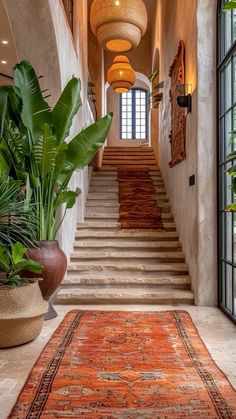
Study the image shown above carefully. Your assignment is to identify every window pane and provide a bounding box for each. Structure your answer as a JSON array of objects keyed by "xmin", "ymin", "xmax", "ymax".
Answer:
[
  {"xmin": 225, "ymin": 11, "xmax": 232, "ymax": 54},
  {"xmin": 120, "ymin": 89, "xmax": 148, "ymax": 140},
  {"xmin": 225, "ymin": 61, "xmax": 232, "ymax": 111}
]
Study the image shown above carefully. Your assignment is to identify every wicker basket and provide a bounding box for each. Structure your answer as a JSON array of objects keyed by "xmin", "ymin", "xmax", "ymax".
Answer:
[{"xmin": 0, "ymin": 281, "xmax": 48, "ymax": 348}]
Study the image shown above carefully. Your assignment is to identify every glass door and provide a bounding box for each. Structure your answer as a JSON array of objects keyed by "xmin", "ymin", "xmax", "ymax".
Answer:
[{"xmin": 218, "ymin": 0, "xmax": 236, "ymax": 322}]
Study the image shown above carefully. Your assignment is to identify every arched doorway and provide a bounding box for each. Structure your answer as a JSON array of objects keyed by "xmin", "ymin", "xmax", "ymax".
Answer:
[{"xmin": 106, "ymin": 72, "xmax": 151, "ymax": 147}]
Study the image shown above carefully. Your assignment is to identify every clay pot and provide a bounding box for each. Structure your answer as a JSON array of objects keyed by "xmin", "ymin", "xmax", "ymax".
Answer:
[{"xmin": 26, "ymin": 240, "xmax": 67, "ymax": 300}]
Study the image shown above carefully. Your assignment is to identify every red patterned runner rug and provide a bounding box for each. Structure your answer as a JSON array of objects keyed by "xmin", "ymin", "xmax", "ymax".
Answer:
[
  {"xmin": 9, "ymin": 310, "xmax": 236, "ymax": 418},
  {"xmin": 118, "ymin": 167, "xmax": 164, "ymax": 229}
]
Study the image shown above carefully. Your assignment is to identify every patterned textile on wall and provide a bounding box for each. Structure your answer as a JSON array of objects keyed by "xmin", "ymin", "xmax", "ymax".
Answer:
[{"xmin": 169, "ymin": 40, "xmax": 186, "ymax": 167}]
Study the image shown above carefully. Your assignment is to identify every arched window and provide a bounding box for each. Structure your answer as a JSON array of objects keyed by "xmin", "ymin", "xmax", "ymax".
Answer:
[
  {"xmin": 217, "ymin": 0, "xmax": 236, "ymax": 322},
  {"xmin": 120, "ymin": 88, "xmax": 148, "ymax": 140}
]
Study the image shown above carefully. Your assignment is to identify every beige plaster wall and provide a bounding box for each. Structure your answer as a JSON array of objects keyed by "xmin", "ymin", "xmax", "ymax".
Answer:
[
  {"xmin": 48, "ymin": 0, "xmax": 91, "ymax": 258},
  {"xmin": 195, "ymin": 0, "xmax": 217, "ymax": 306},
  {"xmin": 153, "ymin": 0, "xmax": 217, "ymax": 306},
  {"xmin": 2, "ymin": 0, "xmax": 61, "ymax": 105}
]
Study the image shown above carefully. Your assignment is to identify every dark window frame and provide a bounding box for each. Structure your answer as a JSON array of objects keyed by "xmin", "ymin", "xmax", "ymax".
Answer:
[
  {"xmin": 217, "ymin": 0, "xmax": 236, "ymax": 323},
  {"xmin": 119, "ymin": 88, "xmax": 149, "ymax": 140}
]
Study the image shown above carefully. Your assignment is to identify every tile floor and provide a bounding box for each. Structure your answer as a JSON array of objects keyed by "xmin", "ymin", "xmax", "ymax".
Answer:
[{"xmin": 0, "ymin": 305, "xmax": 236, "ymax": 419}]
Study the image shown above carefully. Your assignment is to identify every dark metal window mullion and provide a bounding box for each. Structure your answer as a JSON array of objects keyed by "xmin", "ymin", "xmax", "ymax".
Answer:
[{"xmin": 132, "ymin": 90, "xmax": 136, "ymax": 140}]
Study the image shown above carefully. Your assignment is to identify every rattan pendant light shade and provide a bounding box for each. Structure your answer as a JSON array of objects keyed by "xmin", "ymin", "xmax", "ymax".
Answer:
[
  {"xmin": 107, "ymin": 56, "xmax": 136, "ymax": 93},
  {"xmin": 90, "ymin": 0, "xmax": 148, "ymax": 52}
]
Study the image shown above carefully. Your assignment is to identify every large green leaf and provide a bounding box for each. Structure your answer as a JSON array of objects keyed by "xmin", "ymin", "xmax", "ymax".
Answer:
[
  {"xmin": 0, "ymin": 146, "xmax": 9, "ymax": 173},
  {"xmin": 33, "ymin": 123, "xmax": 57, "ymax": 179},
  {"xmin": 65, "ymin": 113, "xmax": 113, "ymax": 173},
  {"xmin": 55, "ymin": 190, "xmax": 79, "ymax": 210},
  {"xmin": 13, "ymin": 61, "xmax": 52, "ymax": 144},
  {"xmin": 12, "ymin": 259, "xmax": 43, "ymax": 274},
  {"xmin": 225, "ymin": 150, "xmax": 236, "ymax": 163},
  {"xmin": 52, "ymin": 78, "xmax": 82, "ymax": 145},
  {"xmin": 227, "ymin": 164, "xmax": 236, "ymax": 176},
  {"xmin": 4, "ymin": 120, "xmax": 27, "ymax": 166},
  {"xmin": 0, "ymin": 85, "xmax": 22, "ymax": 136},
  {"xmin": 0, "ymin": 245, "xmax": 9, "ymax": 268},
  {"xmin": 225, "ymin": 203, "xmax": 236, "ymax": 211},
  {"xmin": 0, "ymin": 175, "xmax": 21, "ymax": 203},
  {"xmin": 11, "ymin": 242, "xmax": 27, "ymax": 264},
  {"xmin": 223, "ymin": 1, "xmax": 236, "ymax": 10}
]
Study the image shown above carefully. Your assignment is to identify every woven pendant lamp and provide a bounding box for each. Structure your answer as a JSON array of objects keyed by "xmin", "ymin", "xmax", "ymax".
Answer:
[
  {"xmin": 90, "ymin": 0, "xmax": 148, "ymax": 52},
  {"xmin": 107, "ymin": 55, "xmax": 136, "ymax": 93}
]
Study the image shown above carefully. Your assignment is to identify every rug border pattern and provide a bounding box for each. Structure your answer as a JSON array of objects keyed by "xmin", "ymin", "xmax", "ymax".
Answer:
[
  {"xmin": 171, "ymin": 311, "xmax": 235, "ymax": 419},
  {"xmin": 9, "ymin": 310, "xmax": 236, "ymax": 419}
]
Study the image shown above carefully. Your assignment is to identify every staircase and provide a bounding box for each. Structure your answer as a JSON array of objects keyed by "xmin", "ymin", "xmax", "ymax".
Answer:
[{"xmin": 56, "ymin": 147, "xmax": 194, "ymax": 305}]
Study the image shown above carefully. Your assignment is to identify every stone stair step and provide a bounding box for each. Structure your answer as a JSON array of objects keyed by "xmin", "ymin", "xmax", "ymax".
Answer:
[
  {"xmin": 85, "ymin": 200, "xmax": 170, "ymax": 210},
  {"xmin": 85, "ymin": 207, "xmax": 119, "ymax": 214},
  {"xmin": 90, "ymin": 180, "xmax": 118, "ymax": 184},
  {"xmin": 73, "ymin": 240, "xmax": 181, "ymax": 249},
  {"xmin": 77, "ymin": 221, "xmax": 176, "ymax": 229},
  {"xmin": 91, "ymin": 186, "xmax": 166, "ymax": 194},
  {"xmin": 84, "ymin": 213, "xmax": 173, "ymax": 220},
  {"xmin": 87, "ymin": 193, "xmax": 119, "ymax": 200},
  {"xmin": 71, "ymin": 248, "xmax": 185, "ymax": 257},
  {"xmin": 102, "ymin": 161, "xmax": 158, "ymax": 166},
  {"xmin": 89, "ymin": 187, "xmax": 119, "ymax": 193},
  {"xmin": 86, "ymin": 201, "xmax": 120, "ymax": 208},
  {"xmin": 56, "ymin": 287, "xmax": 194, "ymax": 304},
  {"xmin": 75, "ymin": 230, "xmax": 179, "ymax": 239},
  {"xmin": 104, "ymin": 147, "xmax": 153, "ymax": 150},
  {"xmin": 67, "ymin": 261, "xmax": 189, "ymax": 274},
  {"xmin": 103, "ymin": 154, "xmax": 156, "ymax": 160},
  {"xmin": 63, "ymin": 274, "xmax": 191, "ymax": 286}
]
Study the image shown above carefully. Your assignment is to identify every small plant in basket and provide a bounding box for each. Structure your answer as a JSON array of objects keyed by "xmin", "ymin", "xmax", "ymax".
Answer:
[
  {"xmin": 0, "ymin": 243, "xmax": 48, "ymax": 348},
  {"xmin": 0, "ymin": 242, "xmax": 43, "ymax": 286}
]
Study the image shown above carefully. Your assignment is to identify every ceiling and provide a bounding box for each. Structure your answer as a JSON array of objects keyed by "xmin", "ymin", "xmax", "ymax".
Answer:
[{"xmin": 0, "ymin": 0, "xmax": 17, "ymax": 82}]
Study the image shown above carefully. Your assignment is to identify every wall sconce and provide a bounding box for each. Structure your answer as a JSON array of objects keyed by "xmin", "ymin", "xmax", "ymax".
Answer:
[{"xmin": 176, "ymin": 83, "xmax": 192, "ymax": 114}]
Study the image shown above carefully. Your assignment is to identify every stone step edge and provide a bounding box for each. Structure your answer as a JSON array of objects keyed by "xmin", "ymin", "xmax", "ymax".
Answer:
[
  {"xmin": 63, "ymin": 275, "xmax": 191, "ymax": 285},
  {"xmin": 55, "ymin": 289, "xmax": 194, "ymax": 304}
]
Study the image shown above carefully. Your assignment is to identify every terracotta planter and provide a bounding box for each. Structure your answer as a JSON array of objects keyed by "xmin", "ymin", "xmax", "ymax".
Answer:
[
  {"xmin": 26, "ymin": 240, "xmax": 67, "ymax": 301},
  {"xmin": 0, "ymin": 281, "xmax": 48, "ymax": 348}
]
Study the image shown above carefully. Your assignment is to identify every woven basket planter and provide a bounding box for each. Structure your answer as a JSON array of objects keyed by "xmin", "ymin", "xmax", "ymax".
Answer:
[{"xmin": 0, "ymin": 281, "xmax": 48, "ymax": 348}]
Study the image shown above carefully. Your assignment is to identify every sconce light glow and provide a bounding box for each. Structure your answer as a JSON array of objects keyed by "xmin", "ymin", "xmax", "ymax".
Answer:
[
  {"xmin": 1, "ymin": 40, "xmax": 8, "ymax": 45},
  {"xmin": 115, "ymin": 0, "xmax": 120, "ymax": 5},
  {"xmin": 1, "ymin": 60, "xmax": 7, "ymax": 64}
]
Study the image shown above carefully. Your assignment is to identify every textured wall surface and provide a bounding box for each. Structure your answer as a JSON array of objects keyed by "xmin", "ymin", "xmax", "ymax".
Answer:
[
  {"xmin": 48, "ymin": 0, "xmax": 90, "ymax": 258},
  {"xmin": 152, "ymin": 0, "xmax": 217, "ymax": 305}
]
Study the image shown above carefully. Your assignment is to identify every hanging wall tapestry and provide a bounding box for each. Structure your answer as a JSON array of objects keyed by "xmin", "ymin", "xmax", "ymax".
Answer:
[{"xmin": 169, "ymin": 40, "xmax": 186, "ymax": 167}]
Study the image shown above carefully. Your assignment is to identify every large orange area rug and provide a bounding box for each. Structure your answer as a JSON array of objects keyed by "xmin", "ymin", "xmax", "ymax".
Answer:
[
  {"xmin": 118, "ymin": 167, "xmax": 164, "ymax": 230},
  {"xmin": 9, "ymin": 310, "xmax": 236, "ymax": 419}
]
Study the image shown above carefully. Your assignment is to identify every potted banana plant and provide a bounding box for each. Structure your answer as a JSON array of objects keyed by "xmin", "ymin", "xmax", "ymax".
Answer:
[
  {"xmin": 0, "ymin": 242, "xmax": 47, "ymax": 348},
  {"xmin": 0, "ymin": 60, "xmax": 113, "ymax": 317}
]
